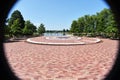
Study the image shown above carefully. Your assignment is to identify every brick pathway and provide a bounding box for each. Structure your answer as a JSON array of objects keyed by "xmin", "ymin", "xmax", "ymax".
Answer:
[{"xmin": 4, "ymin": 38, "xmax": 119, "ymax": 80}]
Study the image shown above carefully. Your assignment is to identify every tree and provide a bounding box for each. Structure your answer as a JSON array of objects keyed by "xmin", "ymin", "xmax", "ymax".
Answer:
[
  {"xmin": 77, "ymin": 17, "xmax": 85, "ymax": 33},
  {"xmin": 63, "ymin": 29, "xmax": 66, "ymax": 35},
  {"xmin": 23, "ymin": 20, "xmax": 37, "ymax": 35},
  {"xmin": 96, "ymin": 8, "xmax": 111, "ymax": 33},
  {"xmin": 10, "ymin": 19, "xmax": 22, "ymax": 38},
  {"xmin": 8, "ymin": 10, "xmax": 25, "ymax": 35},
  {"xmin": 37, "ymin": 23, "xmax": 46, "ymax": 35},
  {"xmin": 66, "ymin": 29, "xmax": 69, "ymax": 32},
  {"xmin": 63, "ymin": 29, "xmax": 66, "ymax": 32},
  {"xmin": 69, "ymin": 8, "xmax": 119, "ymax": 38},
  {"xmin": 70, "ymin": 20, "xmax": 79, "ymax": 33}
]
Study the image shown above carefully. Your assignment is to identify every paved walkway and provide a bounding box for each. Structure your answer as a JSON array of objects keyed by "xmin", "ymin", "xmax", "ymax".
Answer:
[{"xmin": 4, "ymin": 38, "xmax": 119, "ymax": 80}]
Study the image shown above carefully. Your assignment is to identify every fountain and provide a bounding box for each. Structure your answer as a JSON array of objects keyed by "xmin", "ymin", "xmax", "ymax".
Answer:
[{"xmin": 26, "ymin": 34, "xmax": 101, "ymax": 45}]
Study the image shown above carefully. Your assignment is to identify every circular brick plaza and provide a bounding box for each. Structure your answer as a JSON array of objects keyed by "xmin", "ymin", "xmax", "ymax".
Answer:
[{"xmin": 4, "ymin": 36, "xmax": 119, "ymax": 80}]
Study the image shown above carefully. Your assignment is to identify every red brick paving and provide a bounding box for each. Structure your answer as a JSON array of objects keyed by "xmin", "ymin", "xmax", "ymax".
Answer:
[{"xmin": 4, "ymin": 37, "xmax": 119, "ymax": 80}]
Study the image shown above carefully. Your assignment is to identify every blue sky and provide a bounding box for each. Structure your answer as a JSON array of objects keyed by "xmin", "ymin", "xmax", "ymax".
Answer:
[{"xmin": 8, "ymin": 0, "xmax": 109, "ymax": 30}]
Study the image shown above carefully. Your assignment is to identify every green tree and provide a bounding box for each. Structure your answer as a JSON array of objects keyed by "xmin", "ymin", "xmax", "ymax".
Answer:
[
  {"xmin": 69, "ymin": 8, "xmax": 119, "ymax": 38},
  {"xmin": 10, "ymin": 19, "xmax": 22, "ymax": 38},
  {"xmin": 63, "ymin": 29, "xmax": 66, "ymax": 32},
  {"xmin": 63, "ymin": 29, "xmax": 66, "ymax": 35},
  {"xmin": 37, "ymin": 23, "xmax": 46, "ymax": 35},
  {"xmin": 77, "ymin": 17, "xmax": 85, "ymax": 33},
  {"xmin": 96, "ymin": 8, "xmax": 110, "ymax": 33},
  {"xmin": 70, "ymin": 20, "xmax": 79, "ymax": 34},
  {"xmin": 8, "ymin": 10, "xmax": 25, "ymax": 35},
  {"xmin": 82, "ymin": 15, "xmax": 90, "ymax": 33},
  {"xmin": 23, "ymin": 20, "xmax": 37, "ymax": 35}
]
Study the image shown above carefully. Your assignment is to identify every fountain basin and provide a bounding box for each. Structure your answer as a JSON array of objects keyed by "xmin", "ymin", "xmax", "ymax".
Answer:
[{"xmin": 26, "ymin": 36, "xmax": 101, "ymax": 45}]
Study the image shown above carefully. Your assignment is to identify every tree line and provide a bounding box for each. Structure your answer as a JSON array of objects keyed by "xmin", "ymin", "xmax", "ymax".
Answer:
[
  {"xmin": 4, "ymin": 10, "xmax": 46, "ymax": 39},
  {"xmin": 5, "ymin": 8, "xmax": 119, "ymax": 40},
  {"xmin": 70, "ymin": 8, "xmax": 119, "ymax": 39}
]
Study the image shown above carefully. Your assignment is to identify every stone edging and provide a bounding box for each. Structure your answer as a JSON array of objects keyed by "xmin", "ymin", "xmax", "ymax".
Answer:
[{"xmin": 26, "ymin": 37, "xmax": 101, "ymax": 46}]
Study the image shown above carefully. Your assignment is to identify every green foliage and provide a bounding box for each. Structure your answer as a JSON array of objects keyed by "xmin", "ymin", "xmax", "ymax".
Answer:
[
  {"xmin": 7, "ymin": 10, "xmax": 25, "ymax": 37},
  {"xmin": 70, "ymin": 8, "xmax": 119, "ymax": 39},
  {"xmin": 33, "ymin": 32, "xmax": 39, "ymax": 37},
  {"xmin": 37, "ymin": 23, "xmax": 46, "ymax": 35},
  {"xmin": 8, "ymin": 10, "xmax": 25, "ymax": 29},
  {"xmin": 6, "ymin": 10, "xmax": 39, "ymax": 38},
  {"xmin": 77, "ymin": 17, "xmax": 85, "ymax": 33},
  {"xmin": 23, "ymin": 20, "xmax": 37, "ymax": 35},
  {"xmin": 70, "ymin": 20, "xmax": 79, "ymax": 33},
  {"xmin": 10, "ymin": 19, "xmax": 22, "ymax": 37},
  {"xmin": 63, "ymin": 29, "xmax": 66, "ymax": 32},
  {"xmin": 5, "ymin": 8, "xmax": 119, "ymax": 39}
]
